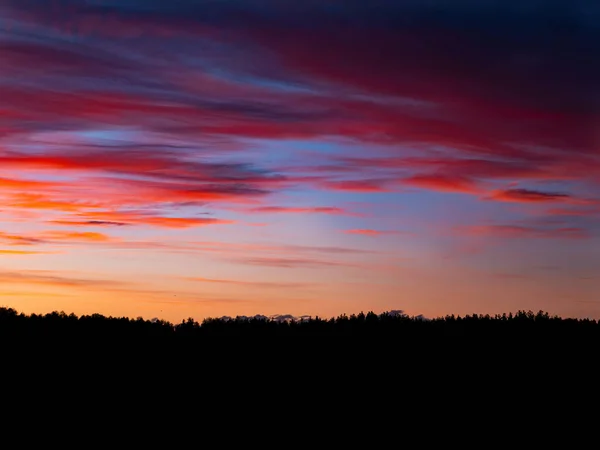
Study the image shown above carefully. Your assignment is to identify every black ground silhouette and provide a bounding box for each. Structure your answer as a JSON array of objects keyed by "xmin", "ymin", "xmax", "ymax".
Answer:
[
  {"xmin": 3, "ymin": 307, "xmax": 596, "ymax": 412},
  {"xmin": 3, "ymin": 307, "xmax": 598, "ymax": 361}
]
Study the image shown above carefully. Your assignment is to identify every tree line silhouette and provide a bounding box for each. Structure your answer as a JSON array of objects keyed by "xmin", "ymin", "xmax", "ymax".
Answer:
[
  {"xmin": 3, "ymin": 307, "xmax": 598, "ymax": 394},
  {"xmin": 3, "ymin": 307, "xmax": 599, "ymax": 345}
]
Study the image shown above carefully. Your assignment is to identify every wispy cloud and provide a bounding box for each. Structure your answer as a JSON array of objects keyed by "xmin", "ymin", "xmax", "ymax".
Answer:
[
  {"xmin": 232, "ymin": 257, "xmax": 357, "ymax": 269},
  {"xmin": 184, "ymin": 277, "xmax": 316, "ymax": 289},
  {"xmin": 0, "ymin": 250, "xmax": 50, "ymax": 255},
  {"xmin": 486, "ymin": 188, "xmax": 572, "ymax": 203},
  {"xmin": 50, "ymin": 211, "xmax": 234, "ymax": 229},
  {"xmin": 318, "ymin": 180, "xmax": 392, "ymax": 193},
  {"xmin": 457, "ymin": 225, "xmax": 590, "ymax": 240},
  {"xmin": 0, "ymin": 270, "xmax": 127, "ymax": 289},
  {"xmin": 42, "ymin": 231, "xmax": 115, "ymax": 243},
  {"xmin": 247, "ymin": 206, "xmax": 350, "ymax": 215},
  {"xmin": 49, "ymin": 220, "xmax": 131, "ymax": 227},
  {"xmin": 344, "ymin": 229, "xmax": 403, "ymax": 237},
  {"xmin": 0, "ymin": 232, "xmax": 46, "ymax": 246},
  {"xmin": 403, "ymin": 174, "xmax": 480, "ymax": 194}
]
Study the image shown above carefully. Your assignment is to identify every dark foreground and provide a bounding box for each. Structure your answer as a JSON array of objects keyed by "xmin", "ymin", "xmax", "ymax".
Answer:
[
  {"xmin": 3, "ymin": 307, "xmax": 598, "ymax": 364},
  {"xmin": 2, "ymin": 307, "xmax": 597, "ymax": 419}
]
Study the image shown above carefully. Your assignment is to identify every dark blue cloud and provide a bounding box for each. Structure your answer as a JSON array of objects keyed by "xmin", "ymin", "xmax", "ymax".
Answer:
[
  {"xmin": 5, "ymin": 1, "xmax": 598, "ymax": 114},
  {"xmin": 1, "ymin": 0, "xmax": 599, "ymax": 208}
]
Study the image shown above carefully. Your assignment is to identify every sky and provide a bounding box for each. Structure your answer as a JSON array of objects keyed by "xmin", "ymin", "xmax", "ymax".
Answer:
[{"xmin": 0, "ymin": 0, "xmax": 599, "ymax": 322}]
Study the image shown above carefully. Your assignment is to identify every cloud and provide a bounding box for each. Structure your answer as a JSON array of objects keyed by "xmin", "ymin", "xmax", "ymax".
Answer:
[
  {"xmin": 487, "ymin": 188, "xmax": 572, "ymax": 203},
  {"xmin": 233, "ymin": 257, "xmax": 356, "ymax": 269},
  {"xmin": 0, "ymin": 230, "xmax": 115, "ymax": 246},
  {"xmin": 49, "ymin": 220, "xmax": 131, "ymax": 227},
  {"xmin": 0, "ymin": 270, "xmax": 127, "ymax": 289},
  {"xmin": 546, "ymin": 206, "xmax": 600, "ymax": 217},
  {"xmin": 216, "ymin": 310, "xmax": 422, "ymax": 322},
  {"xmin": 458, "ymin": 224, "xmax": 590, "ymax": 240},
  {"xmin": 215, "ymin": 314, "xmax": 312, "ymax": 323},
  {"xmin": 403, "ymin": 174, "xmax": 480, "ymax": 194},
  {"xmin": 2, "ymin": 1, "xmax": 598, "ymax": 152},
  {"xmin": 84, "ymin": 238, "xmax": 376, "ymax": 260},
  {"xmin": 42, "ymin": 231, "xmax": 115, "ymax": 243},
  {"xmin": 0, "ymin": 0, "xmax": 598, "ymax": 259},
  {"xmin": 248, "ymin": 206, "xmax": 350, "ymax": 215},
  {"xmin": 0, "ymin": 232, "xmax": 46, "ymax": 246},
  {"xmin": 0, "ymin": 177, "xmax": 60, "ymax": 190},
  {"xmin": 51, "ymin": 211, "xmax": 234, "ymax": 229},
  {"xmin": 280, "ymin": 244, "xmax": 376, "ymax": 255},
  {"xmin": 269, "ymin": 314, "xmax": 311, "ymax": 323},
  {"xmin": 0, "ymin": 250, "xmax": 49, "ymax": 255},
  {"xmin": 121, "ymin": 216, "xmax": 234, "ymax": 228},
  {"xmin": 490, "ymin": 273, "xmax": 533, "ymax": 280},
  {"xmin": 6, "ymin": 194, "xmax": 103, "ymax": 212},
  {"xmin": 344, "ymin": 229, "xmax": 400, "ymax": 237},
  {"xmin": 0, "ymin": 268, "xmax": 254, "ymax": 306},
  {"xmin": 184, "ymin": 277, "xmax": 315, "ymax": 289},
  {"xmin": 318, "ymin": 180, "xmax": 392, "ymax": 193}
]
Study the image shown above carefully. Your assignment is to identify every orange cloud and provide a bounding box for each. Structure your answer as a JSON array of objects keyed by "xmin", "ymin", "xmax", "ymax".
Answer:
[
  {"xmin": 43, "ymin": 231, "xmax": 114, "ymax": 242},
  {"xmin": 0, "ymin": 250, "xmax": 48, "ymax": 255},
  {"xmin": 7, "ymin": 194, "xmax": 103, "ymax": 212},
  {"xmin": 0, "ymin": 232, "xmax": 45, "ymax": 246},
  {"xmin": 61, "ymin": 210, "xmax": 234, "ymax": 228},
  {"xmin": 0, "ymin": 177, "xmax": 60, "ymax": 190},
  {"xmin": 141, "ymin": 217, "xmax": 234, "ymax": 228}
]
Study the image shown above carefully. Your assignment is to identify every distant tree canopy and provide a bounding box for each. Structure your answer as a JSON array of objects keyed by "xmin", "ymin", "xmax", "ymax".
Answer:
[
  {"xmin": 2, "ymin": 307, "xmax": 598, "ymax": 386},
  {"xmin": 1, "ymin": 307, "xmax": 598, "ymax": 340}
]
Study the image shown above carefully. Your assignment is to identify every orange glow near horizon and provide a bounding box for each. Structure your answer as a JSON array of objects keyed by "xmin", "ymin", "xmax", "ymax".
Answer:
[{"xmin": 0, "ymin": 1, "xmax": 599, "ymax": 322}]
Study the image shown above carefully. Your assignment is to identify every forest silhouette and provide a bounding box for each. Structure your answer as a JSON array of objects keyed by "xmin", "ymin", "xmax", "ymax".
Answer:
[
  {"xmin": 4, "ymin": 307, "xmax": 600, "ymax": 338},
  {"xmin": 3, "ymin": 307, "xmax": 598, "ymax": 396},
  {"xmin": 3, "ymin": 307, "xmax": 599, "ymax": 358}
]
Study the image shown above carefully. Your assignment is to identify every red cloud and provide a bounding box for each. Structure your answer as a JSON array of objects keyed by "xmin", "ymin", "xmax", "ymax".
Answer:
[
  {"xmin": 546, "ymin": 207, "xmax": 600, "ymax": 217},
  {"xmin": 332, "ymin": 156, "xmax": 553, "ymax": 181},
  {"xmin": 487, "ymin": 189, "xmax": 571, "ymax": 203},
  {"xmin": 0, "ymin": 0, "xmax": 598, "ymax": 254},
  {"xmin": 318, "ymin": 180, "xmax": 391, "ymax": 193},
  {"xmin": 0, "ymin": 177, "xmax": 60, "ymax": 190},
  {"xmin": 403, "ymin": 174, "xmax": 479, "ymax": 194}
]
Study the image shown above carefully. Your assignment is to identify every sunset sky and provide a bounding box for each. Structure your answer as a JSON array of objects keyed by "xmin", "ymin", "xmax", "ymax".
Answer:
[{"xmin": 1, "ymin": 0, "xmax": 599, "ymax": 322}]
